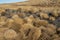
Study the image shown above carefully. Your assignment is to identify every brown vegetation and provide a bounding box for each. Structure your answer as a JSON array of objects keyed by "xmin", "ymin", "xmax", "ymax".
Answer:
[
  {"xmin": 0, "ymin": 0, "xmax": 60, "ymax": 40},
  {"xmin": 0, "ymin": 7, "xmax": 60, "ymax": 40}
]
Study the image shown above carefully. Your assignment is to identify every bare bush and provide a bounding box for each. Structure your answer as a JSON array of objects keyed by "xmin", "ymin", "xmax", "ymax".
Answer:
[
  {"xmin": 4, "ymin": 29, "xmax": 17, "ymax": 39},
  {"xmin": 28, "ymin": 27, "xmax": 41, "ymax": 40},
  {"xmin": 40, "ymin": 12, "xmax": 49, "ymax": 19}
]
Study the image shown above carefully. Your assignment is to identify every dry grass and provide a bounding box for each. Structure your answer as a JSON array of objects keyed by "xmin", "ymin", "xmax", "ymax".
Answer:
[{"xmin": 0, "ymin": 0, "xmax": 60, "ymax": 40}]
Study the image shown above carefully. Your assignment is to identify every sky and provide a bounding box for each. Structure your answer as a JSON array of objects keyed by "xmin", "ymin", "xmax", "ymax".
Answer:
[{"xmin": 0, "ymin": 0, "xmax": 27, "ymax": 4}]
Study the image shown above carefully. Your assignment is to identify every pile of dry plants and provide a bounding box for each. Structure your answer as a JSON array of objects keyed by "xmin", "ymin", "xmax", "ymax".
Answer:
[{"xmin": 0, "ymin": 8, "xmax": 60, "ymax": 40}]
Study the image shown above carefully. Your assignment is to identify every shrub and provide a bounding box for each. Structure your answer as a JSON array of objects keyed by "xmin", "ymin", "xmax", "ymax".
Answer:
[
  {"xmin": 37, "ymin": 20, "xmax": 49, "ymax": 26},
  {"xmin": 52, "ymin": 11, "xmax": 58, "ymax": 17},
  {"xmin": 46, "ymin": 24, "xmax": 56, "ymax": 34},
  {"xmin": 0, "ymin": 16, "xmax": 7, "ymax": 27},
  {"xmin": 49, "ymin": 16, "xmax": 55, "ymax": 21},
  {"xmin": 53, "ymin": 17, "xmax": 60, "ymax": 27},
  {"xmin": 4, "ymin": 29, "xmax": 17, "ymax": 39},
  {"xmin": 28, "ymin": 27, "xmax": 41, "ymax": 40},
  {"xmin": 40, "ymin": 12, "xmax": 49, "ymax": 19},
  {"xmin": 20, "ymin": 23, "xmax": 34, "ymax": 36},
  {"xmin": 24, "ymin": 15, "xmax": 35, "ymax": 23},
  {"xmin": 12, "ymin": 15, "xmax": 24, "ymax": 25}
]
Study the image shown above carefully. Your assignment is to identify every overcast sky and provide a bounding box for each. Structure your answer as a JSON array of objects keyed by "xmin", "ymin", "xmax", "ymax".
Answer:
[{"xmin": 0, "ymin": 0, "xmax": 27, "ymax": 4}]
